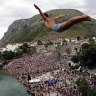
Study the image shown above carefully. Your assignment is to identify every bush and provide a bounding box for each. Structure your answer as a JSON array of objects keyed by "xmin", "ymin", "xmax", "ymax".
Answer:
[
  {"xmin": 2, "ymin": 50, "xmax": 15, "ymax": 60},
  {"xmin": 71, "ymin": 55, "xmax": 79, "ymax": 63},
  {"xmin": 37, "ymin": 40, "xmax": 42, "ymax": 45},
  {"xmin": 76, "ymin": 78, "xmax": 91, "ymax": 96},
  {"xmin": 0, "ymin": 43, "xmax": 36, "ymax": 64},
  {"xmin": 15, "ymin": 50, "xmax": 23, "ymax": 58},
  {"xmin": 76, "ymin": 78, "xmax": 96, "ymax": 96},
  {"xmin": 71, "ymin": 41, "xmax": 96, "ymax": 68},
  {"xmin": 29, "ymin": 46, "xmax": 36, "ymax": 54}
]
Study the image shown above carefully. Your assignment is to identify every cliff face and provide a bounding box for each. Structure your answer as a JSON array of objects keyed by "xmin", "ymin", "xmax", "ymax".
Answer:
[
  {"xmin": 0, "ymin": 19, "xmax": 30, "ymax": 44},
  {"xmin": 0, "ymin": 15, "xmax": 42, "ymax": 44},
  {"xmin": 0, "ymin": 9, "xmax": 96, "ymax": 45}
]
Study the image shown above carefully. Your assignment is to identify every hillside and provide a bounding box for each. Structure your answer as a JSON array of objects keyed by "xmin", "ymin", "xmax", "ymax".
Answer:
[{"xmin": 0, "ymin": 9, "xmax": 96, "ymax": 45}]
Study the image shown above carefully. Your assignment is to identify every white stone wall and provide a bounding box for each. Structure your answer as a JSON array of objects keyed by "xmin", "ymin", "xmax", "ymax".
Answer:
[{"xmin": 2, "ymin": 44, "xmax": 22, "ymax": 52}]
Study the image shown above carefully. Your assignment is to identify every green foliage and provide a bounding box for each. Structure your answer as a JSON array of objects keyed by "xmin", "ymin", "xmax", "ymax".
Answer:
[
  {"xmin": 37, "ymin": 40, "xmax": 42, "ymax": 45},
  {"xmin": 29, "ymin": 46, "xmax": 36, "ymax": 54},
  {"xmin": 71, "ymin": 41, "xmax": 96, "ymax": 68},
  {"xmin": 76, "ymin": 78, "xmax": 96, "ymax": 96},
  {"xmin": 2, "ymin": 51, "xmax": 15, "ymax": 60},
  {"xmin": 15, "ymin": 50, "xmax": 23, "ymax": 58},
  {"xmin": 89, "ymin": 38, "xmax": 94, "ymax": 42},
  {"xmin": 19, "ymin": 43, "xmax": 30, "ymax": 53},
  {"xmin": 0, "ymin": 52, "xmax": 2, "ymax": 58},
  {"xmin": 91, "ymin": 86, "xmax": 96, "ymax": 96},
  {"xmin": 16, "ymin": 43, "xmax": 36, "ymax": 54},
  {"xmin": 71, "ymin": 55, "xmax": 79, "ymax": 63},
  {"xmin": 0, "ymin": 43, "xmax": 36, "ymax": 65},
  {"xmin": 76, "ymin": 78, "xmax": 91, "ymax": 96}
]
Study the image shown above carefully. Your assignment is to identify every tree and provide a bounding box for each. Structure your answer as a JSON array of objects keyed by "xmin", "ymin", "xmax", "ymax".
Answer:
[
  {"xmin": 89, "ymin": 37, "xmax": 94, "ymax": 42},
  {"xmin": 19, "ymin": 43, "xmax": 30, "ymax": 53},
  {"xmin": 15, "ymin": 49, "xmax": 23, "ymax": 58},
  {"xmin": 76, "ymin": 78, "xmax": 91, "ymax": 96},
  {"xmin": 76, "ymin": 78, "xmax": 96, "ymax": 96},
  {"xmin": 15, "ymin": 43, "xmax": 36, "ymax": 58},
  {"xmin": 71, "ymin": 41, "xmax": 96, "ymax": 68},
  {"xmin": 71, "ymin": 55, "xmax": 79, "ymax": 63},
  {"xmin": 2, "ymin": 50, "xmax": 15, "ymax": 60},
  {"xmin": 30, "ymin": 46, "xmax": 36, "ymax": 54},
  {"xmin": 37, "ymin": 40, "xmax": 42, "ymax": 45},
  {"xmin": 0, "ymin": 52, "xmax": 2, "ymax": 59},
  {"xmin": 92, "ymin": 86, "xmax": 96, "ymax": 96}
]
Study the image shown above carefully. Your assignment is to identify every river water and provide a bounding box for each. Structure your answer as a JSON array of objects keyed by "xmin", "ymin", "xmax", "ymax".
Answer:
[{"xmin": 0, "ymin": 70, "xmax": 32, "ymax": 96}]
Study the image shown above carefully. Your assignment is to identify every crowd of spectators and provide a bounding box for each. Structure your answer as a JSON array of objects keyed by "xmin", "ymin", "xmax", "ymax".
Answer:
[{"xmin": 3, "ymin": 51, "xmax": 96, "ymax": 96}]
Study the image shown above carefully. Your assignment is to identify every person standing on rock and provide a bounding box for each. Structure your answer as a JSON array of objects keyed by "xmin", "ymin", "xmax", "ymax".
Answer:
[{"xmin": 34, "ymin": 4, "xmax": 93, "ymax": 33}]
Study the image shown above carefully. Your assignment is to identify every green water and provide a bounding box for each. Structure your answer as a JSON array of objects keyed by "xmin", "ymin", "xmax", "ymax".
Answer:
[{"xmin": 0, "ymin": 70, "xmax": 32, "ymax": 96}]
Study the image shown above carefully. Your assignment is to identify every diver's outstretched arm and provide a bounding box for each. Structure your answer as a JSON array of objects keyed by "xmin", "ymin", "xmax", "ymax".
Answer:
[
  {"xmin": 53, "ymin": 14, "xmax": 68, "ymax": 20},
  {"xmin": 34, "ymin": 4, "xmax": 47, "ymax": 20}
]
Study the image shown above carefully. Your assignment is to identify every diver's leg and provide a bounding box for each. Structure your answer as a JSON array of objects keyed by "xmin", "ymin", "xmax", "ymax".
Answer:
[{"xmin": 60, "ymin": 15, "xmax": 92, "ymax": 29}]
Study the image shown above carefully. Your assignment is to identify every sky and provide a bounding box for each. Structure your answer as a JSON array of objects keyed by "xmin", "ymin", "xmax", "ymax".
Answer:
[{"xmin": 0, "ymin": 0, "xmax": 96, "ymax": 39}]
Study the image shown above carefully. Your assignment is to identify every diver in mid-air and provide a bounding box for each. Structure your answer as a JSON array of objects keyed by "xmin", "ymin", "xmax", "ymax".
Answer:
[{"xmin": 34, "ymin": 4, "xmax": 92, "ymax": 32}]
